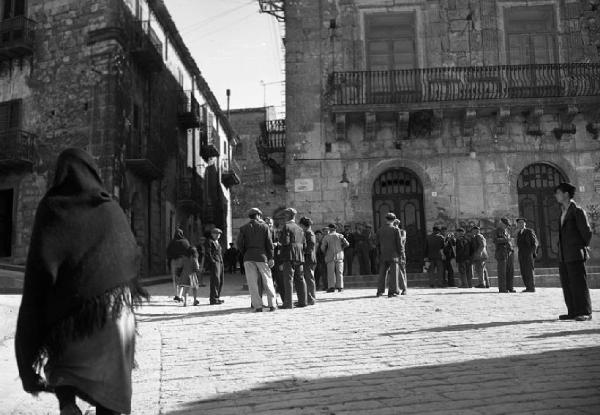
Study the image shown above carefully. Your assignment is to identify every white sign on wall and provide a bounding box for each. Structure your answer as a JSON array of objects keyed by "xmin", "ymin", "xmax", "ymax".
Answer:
[{"xmin": 294, "ymin": 178, "xmax": 314, "ymax": 192}]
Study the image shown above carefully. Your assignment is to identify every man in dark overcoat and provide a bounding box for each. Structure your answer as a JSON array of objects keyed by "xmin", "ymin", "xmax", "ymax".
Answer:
[
  {"xmin": 376, "ymin": 213, "xmax": 403, "ymax": 297},
  {"xmin": 494, "ymin": 218, "xmax": 515, "ymax": 293},
  {"xmin": 555, "ymin": 182, "xmax": 593, "ymax": 321},
  {"xmin": 515, "ymin": 217, "xmax": 539, "ymax": 293},
  {"xmin": 279, "ymin": 207, "xmax": 306, "ymax": 309},
  {"xmin": 425, "ymin": 226, "xmax": 445, "ymax": 288}
]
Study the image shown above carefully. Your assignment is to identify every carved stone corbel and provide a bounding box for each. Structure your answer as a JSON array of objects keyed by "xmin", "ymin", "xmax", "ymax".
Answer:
[
  {"xmin": 553, "ymin": 105, "xmax": 578, "ymax": 140},
  {"xmin": 463, "ymin": 108, "xmax": 477, "ymax": 137},
  {"xmin": 526, "ymin": 107, "xmax": 544, "ymax": 136},
  {"xmin": 494, "ymin": 107, "xmax": 511, "ymax": 137}
]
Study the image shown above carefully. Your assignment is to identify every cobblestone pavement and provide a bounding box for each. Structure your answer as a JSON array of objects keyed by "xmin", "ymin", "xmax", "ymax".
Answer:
[{"xmin": 1, "ymin": 278, "xmax": 600, "ymax": 414}]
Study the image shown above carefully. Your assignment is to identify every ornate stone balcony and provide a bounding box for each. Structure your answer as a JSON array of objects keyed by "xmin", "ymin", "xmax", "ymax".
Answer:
[
  {"xmin": 0, "ymin": 16, "xmax": 35, "ymax": 61},
  {"xmin": 0, "ymin": 129, "xmax": 35, "ymax": 172}
]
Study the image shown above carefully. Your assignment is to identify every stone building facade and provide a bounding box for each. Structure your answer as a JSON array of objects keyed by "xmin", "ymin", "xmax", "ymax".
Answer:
[
  {"xmin": 0, "ymin": 0, "xmax": 239, "ymax": 276},
  {"xmin": 229, "ymin": 106, "xmax": 286, "ymax": 235},
  {"xmin": 280, "ymin": 0, "xmax": 600, "ymax": 271}
]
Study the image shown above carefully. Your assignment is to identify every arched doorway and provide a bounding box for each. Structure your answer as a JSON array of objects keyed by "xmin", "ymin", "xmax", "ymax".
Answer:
[
  {"xmin": 373, "ymin": 168, "xmax": 426, "ymax": 272},
  {"xmin": 517, "ymin": 163, "xmax": 567, "ymax": 267}
]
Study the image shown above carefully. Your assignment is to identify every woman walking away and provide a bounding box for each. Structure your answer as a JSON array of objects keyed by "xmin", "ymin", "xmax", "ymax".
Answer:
[
  {"xmin": 177, "ymin": 246, "xmax": 201, "ymax": 306},
  {"xmin": 167, "ymin": 228, "xmax": 191, "ymax": 301},
  {"xmin": 15, "ymin": 148, "xmax": 148, "ymax": 415}
]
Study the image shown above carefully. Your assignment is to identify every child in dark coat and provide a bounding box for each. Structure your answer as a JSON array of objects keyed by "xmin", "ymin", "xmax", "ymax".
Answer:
[{"xmin": 205, "ymin": 228, "xmax": 225, "ymax": 305}]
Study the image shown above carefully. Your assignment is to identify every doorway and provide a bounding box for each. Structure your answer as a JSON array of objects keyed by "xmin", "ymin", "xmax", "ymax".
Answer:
[{"xmin": 0, "ymin": 189, "xmax": 14, "ymax": 257}]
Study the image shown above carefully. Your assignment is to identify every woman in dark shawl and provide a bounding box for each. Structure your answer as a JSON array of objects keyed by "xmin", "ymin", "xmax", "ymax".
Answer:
[{"xmin": 15, "ymin": 148, "xmax": 147, "ymax": 415}]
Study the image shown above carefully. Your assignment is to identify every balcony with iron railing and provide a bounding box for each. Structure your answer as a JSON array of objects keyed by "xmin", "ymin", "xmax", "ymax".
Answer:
[
  {"xmin": 200, "ymin": 125, "xmax": 220, "ymax": 160},
  {"xmin": 0, "ymin": 128, "xmax": 35, "ymax": 171},
  {"xmin": 130, "ymin": 20, "xmax": 162, "ymax": 73},
  {"xmin": 177, "ymin": 90, "xmax": 201, "ymax": 129},
  {"xmin": 329, "ymin": 63, "xmax": 600, "ymax": 111},
  {"xmin": 0, "ymin": 16, "xmax": 35, "ymax": 60},
  {"xmin": 176, "ymin": 175, "xmax": 202, "ymax": 212},
  {"xmin": 258, "ymin": 119, "xmax": 286, "ymax": 153},
  {"xmin": 221, "ymin": 158, "xmax": 241, "ymax": 187},
  {"xmin": 124, "ymin": 130, "xmax": 164, "ymax": 179}
]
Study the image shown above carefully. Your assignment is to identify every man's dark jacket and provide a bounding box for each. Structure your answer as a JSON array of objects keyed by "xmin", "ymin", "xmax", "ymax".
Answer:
[
  {"xmin": 376, "ymin": 223, "xmax": 403, "ymax": 261},
  {"xmin": 516, "ymin": 228, "xmax": 538, "ymax": 257},
  {"xmin": 425, "ymin": 232, "xmax": 445, "ymax": 260},
  {"xmin": 279, "ymin": 220, "xmax": 306, "ymax": 263},
  {"xmin": 455, "ymin": 236, "xmax": 472, "ymax": 262},
  {"xmin": 237, "ymin": 219, "xmax": 274, "ymax": 263},
  {"xmin": 558, "ymin": 201, "xmax": 592, "ymax": 263}
]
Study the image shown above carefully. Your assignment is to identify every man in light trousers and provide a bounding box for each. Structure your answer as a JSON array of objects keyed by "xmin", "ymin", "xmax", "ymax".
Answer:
[
  {"xmin": 321, "ymin": 223, "xmax": 349, "ymax": 292},
  {"xmin": 237, "ymin": 207, "xmax": 277, "ymax": 312}
]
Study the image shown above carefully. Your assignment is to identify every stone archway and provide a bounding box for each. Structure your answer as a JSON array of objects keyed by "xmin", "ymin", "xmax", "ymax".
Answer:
[
  {"xmin": 517, "ymin": 163, "xmax": 567, "ymax": 267},
  {"xmin": 372, "ymin": 167, "xmax": 426, "ymax": 272}
]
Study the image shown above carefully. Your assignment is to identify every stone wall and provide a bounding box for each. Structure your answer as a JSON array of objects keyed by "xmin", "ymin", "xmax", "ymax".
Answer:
[
  {"xmin": 285, "ymin": 0, "xmax": 600, "ymax": 266},
  {"xmin": 228, "ymin": 107, "xmax": 286, "ymax": 237}
]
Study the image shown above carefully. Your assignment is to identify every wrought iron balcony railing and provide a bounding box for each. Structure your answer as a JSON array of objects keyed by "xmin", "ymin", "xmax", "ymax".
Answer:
[
  {"xmin": 258, "ymin": 119, "xmax": 285, "ymax": 153},
  {"xmin": 221, "ymin": 158, "xmax": 241, "ymax": 187},
  {"xmin": 177, "ymin": 90, "xmax": 201, "ymax": 129},
  {"xmin": 330, "ymin": 63, "xmax": 600, "ymax": 107},
  {"xmin": 0, "ymin": 128, "xmax": 35, "ymax": 170},
  {"xmin": 200, "ymin": 125, "xmax": 220, "ymax": 160},
  {"xmin": 130, "ymin": 20, "xmax": 163, "ymax": 73},
  {"xmin": 0, "ymin": 16, "xmax": 35, "ymax": 60},
  {"xmin": 125, "ymin": 130, "xmax": 164, "ymax": 179}
]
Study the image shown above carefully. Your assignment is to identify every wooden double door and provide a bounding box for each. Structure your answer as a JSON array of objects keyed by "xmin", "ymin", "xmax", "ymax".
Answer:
[
  {"xmin": 372, "ymin": 169, "xmax": 425, "ymax": 272},
  {"xmin": 517, "ymin": 163, "xmax": 566, "ymax": 267},
  {"xmin": 0, "ymin": 189, "xmax": 13, "ymax": 257}
]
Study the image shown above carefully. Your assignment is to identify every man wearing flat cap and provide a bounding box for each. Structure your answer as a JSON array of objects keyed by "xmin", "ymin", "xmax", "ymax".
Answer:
[
  {"xmin": 279, "ymin": 207, "xmax": 307, "ymax": 308},
  {"xmin": 321, "ymin": 223, "xmax": 350, "ymax": 292},
  {"xmin": 237, "ymin": 208, "xmax": 277, "ymax": 311},
  {"xmin": 515, "ymin": 218, "xmax": 539, "ymax": 293},
  {"xmin": 424, "ymin": 226, "xmax": 445, "ymax": 288},
  {"xmin": 555, "ymin": 182, "xmax": 593, "ymax": 321},
  {"xmin": 455, "ymin": 228, "xmax": 473, "ymax": 288},
  {"xmin": 494, "ymin": 218, "xmax": 515, "ymax": 293}
]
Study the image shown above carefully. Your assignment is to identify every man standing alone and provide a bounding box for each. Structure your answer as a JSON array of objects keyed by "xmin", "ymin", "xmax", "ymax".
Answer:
[
  {"xmin": 494, "ymin": 218, "xmax": 515, "ymax": 293},
  {"xmin": 237, "ymin": 208, "xmax": 277, "ymax": 312},
  {"xmin": 300, "ymin": 217, "xmax": 317, "ymax": 305},
  {"xmin": 515, "ymin": 218, "xmax": 539, "ymax": 293},
  {"xmin": 555, "ymin": 182, "xmax": 593, "ymax": 321},
  {"xmin": 279, "ymin": 208, "xmax": 306, "ymax": 309}
]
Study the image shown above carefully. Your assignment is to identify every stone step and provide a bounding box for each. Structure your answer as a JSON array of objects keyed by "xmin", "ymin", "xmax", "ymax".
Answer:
[{"xmin": 344, "ymin": 272, "xmax": 600, "ymax": 289}]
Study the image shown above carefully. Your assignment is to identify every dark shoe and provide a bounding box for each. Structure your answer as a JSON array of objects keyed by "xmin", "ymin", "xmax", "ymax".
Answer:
[
  {"xmin": 337, "ymin": 288, "xmax": 343, "ymax": 292},
  {"xmin": 173, "ymin": 296, "xmax": 181, "ymax": 302},
  {"xmin": 210, "ymin": 301, "xmax": 223, "ymax": 305},
  {"xmin": 522, "ymin": 288, "xmax": 536, "ymax": 293},
  {"xmin": 388, "ymin": 292, "xmax": 399, "ymax": 298},
  {"xmin": 574, "ymin": 314, "xmax": 592, "ymax": 321},
  {"xmin": 218, "ymin": 299, "xmax": 225, "ymax": 304},
  {"xmin": 429, "ymin": 285, "xmax": 435, "ymax": 288},
  {"xmin": 559, "ymin": 314, "xmax": 574, "ymax": 320},
  {"xmin": 269, "ymin": 306, "xmax": 277, "ymax": 312},
  {"xmin": 280, "ymin": 305, "xmax": 293, "ymax": 309},
  {"xmin": 255, "ymin": 308, "xmax": 263, "ymax": 312},
  {"xmin": 401, "ymin": 290, "xmax": 407, "ymax": 295},
  {"xmin": 499, "ymin": 290, "xmax": 508, "ymax": 293},
  {"xmin": 475, "ymin": 284, "xmax": 486, "ymax": 288},
  {"xmin": 326, "ymin": 288, "xmax": 335, "ymax": 293},
  {"xmin": 193, "ymin": 300, "xmax": 199, "ymax": 306},
  {"xmin": 307, "ymin": 301, "xmax": 315, "ymax": 306},
  {"xmin": 294, "ymin": 302, "xmax": 307, "ymax": 308},
  {"xmin": 376, "ymin": 292, "xmax": 384, "ymax": 297},
  {"xmin": 508, "ymin": 289, "xmax": 516, "ymax": 293}
]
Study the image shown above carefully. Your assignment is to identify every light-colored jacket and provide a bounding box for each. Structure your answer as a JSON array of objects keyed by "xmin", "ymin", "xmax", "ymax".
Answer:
[{"xmin": 321, "ymin": 231, "xmax": 348, "ymax": 263}]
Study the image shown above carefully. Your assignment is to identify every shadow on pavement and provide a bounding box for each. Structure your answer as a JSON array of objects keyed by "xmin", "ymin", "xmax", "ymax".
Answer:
[
  {"xmin": 382, "ymin": 319, "xmax": 556, "ymax": 335},
  {"xmin": 527, "ymin": 328, "xmax": 600, "ymax": 339},
  {"xmin": 136, "ymin": 306, "xmax": 252, "ymax": 322},
  {"xmin": 165, "ymin": 346, "xmax": 600, "ymax": 414}
]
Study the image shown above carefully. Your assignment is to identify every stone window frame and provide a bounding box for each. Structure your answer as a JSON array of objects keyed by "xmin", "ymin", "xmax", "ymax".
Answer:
[
  {"xmin": 496, "ymin": 0, "xmax": 565, "ymax": 65},
  {"xmin": 357, "ymin": 3, "xmax": 426, "ymax": 71}
]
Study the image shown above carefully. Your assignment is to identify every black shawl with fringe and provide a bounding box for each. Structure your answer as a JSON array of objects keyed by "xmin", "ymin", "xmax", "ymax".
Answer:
[{"xmin": 15, "ymin": 148, "xmax": 147, "ymax": 393}]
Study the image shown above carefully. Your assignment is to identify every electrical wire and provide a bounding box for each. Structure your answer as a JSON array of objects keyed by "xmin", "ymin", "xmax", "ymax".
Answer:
[
  {"xmin": 185, "ymin": 10, "xmax": 258, "ymax": 43},
  {"xmin": 180, "ymin": 0, "xmax": 255, "ymax": 34}
]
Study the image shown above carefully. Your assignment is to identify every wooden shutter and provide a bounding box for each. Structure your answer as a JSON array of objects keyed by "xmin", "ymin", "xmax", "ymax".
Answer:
[
  {"xmin": 0, "ymin": 100, "xmax": 21, "ymax": 131},
  {"xmin": 505, "ymin": 5, "xmax": 557, "ymax": 65},
  {"xmin": 366, "ymin": 13, "xmax": 416, "ymax": 71}
]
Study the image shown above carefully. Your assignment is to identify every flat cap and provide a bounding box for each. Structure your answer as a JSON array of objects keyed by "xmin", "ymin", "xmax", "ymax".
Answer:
[
  {"xmin": 283, "ymin": 207, "xmax": 297, "ymax": 215},
  {"xmin": 385, "ymin": 212, "xmax": 397, "ymax": 220},
  {"xmin": 211, "ymin": 228, "xmax": 223, "ymax": 234},
  {"xmin": 471, "ymin": 225, "xmax": 480, "ymax": 230},
  {"xmin": 328, "ymin": 223, "xmax": 337, "ymax": 229},
  {"xmin": 500, "ymin": 217, "xmax": 510, "ymax": 226},
  {"xmin": 516, "ymin": 217, "xmax": 527, "ymax": 222},
  {"xmin": 248, "ymin": 207, "xmax": 262, "ymax": 217},
  {"xmin": 456, "ymin": 227, "xmax": 465, "ymax": 232}
]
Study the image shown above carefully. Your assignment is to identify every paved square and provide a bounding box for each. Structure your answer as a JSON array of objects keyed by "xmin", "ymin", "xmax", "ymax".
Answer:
[{"xmin": 1, "ymin": 283, "xmax": 599, "ymax": 414}]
